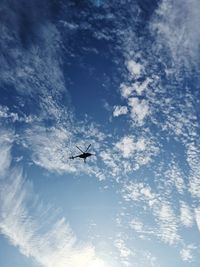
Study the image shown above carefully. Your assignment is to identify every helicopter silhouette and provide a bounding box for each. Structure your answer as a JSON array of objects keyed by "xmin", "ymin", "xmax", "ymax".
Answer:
[{"xmin": 69, "ymin": 144, "xmax": 94, "ymax": 163}]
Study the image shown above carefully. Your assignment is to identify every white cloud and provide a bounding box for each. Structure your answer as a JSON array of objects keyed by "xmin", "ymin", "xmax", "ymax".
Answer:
[
  {"xmin": 130, "ymin": 218, "xmax": 144, "ymax": 232},
  {"xmin": 0, "ymin": 171, "xmax": 107, "ymax": 267},
  {"xmin": 0, "ymin": 135, "xmax": 107, "ymax": 267},
  {"xmin": 126, "ymin": 60, "xmax": 143, "ymax": 77},
  {"xmin": 155, "ymin": 202, "xmax": 180, "ymax": 245},
  {"xmin": 186, "ymin": 143, "xmax": 200, "ymax": 198},
  {"xmin": 24, "ymin": 123, "xmax": 108, "ymax": 182},
  {"xmin": 0, "ymin": 106, "xmax": 19, "ymax": 122},
  {"xmin": 180, "ymin": 248, "xmax": 192, "ymax": 262},
  {"xmin": 164, "ymin": 162, "xmax": 186, "ymax": 195},
  {"xmin": 0, "ymin": 105, "xmax": 39, "ymax": 124},
  {"xmin": 180, "ymin": 202, "xmax": 193, "ymax": 228},
  {"xmin": 120, "ymin": 83, "xmax": 134, "ymax": 99},
  {"xmin": 122, "ymin": 181, "xmax": 180, "ymax": 245},
  {"xmin": 180, "ymin": 244, "xmax": 197, "ymax": 262},
  {"xmin": 113, "ymin": 106, "xmax": 128, "ymax": 117},
  {"xmin": 101, "ymin": 134, "xmax": 158, "ymax": 176},
  {"xmin": 59, "ymin": 20, "xmax": 78, "ymax": 30},
  {"xmin": 128, "ymin": 97, "xmax": 149, "ymax": 124},
  {"xmin": 123, "ymin": 182, "xmax": 156, "ymax": 203},
  {"xmin": 114, "ymin": 239, "xmax": 131, "ymax": 258},
  {"xmin": 0, "ymin": 7, "xmax": 68, "ymax": 124},
  {"xmin": 115, "ymin": 136, "xmax": 136, "ymax": 158},
  {"xmin": 25, "ymin": 125, "xmax": 76, "ymax": 173},
  {"xmin": 194, "ymin": 207, "xmax": 200, "ymax": 232},
  {"xmin": 133, "ymin": 78, "xmax": 152, "ymax": 95},
  {"xmin": 151, "ymin": 0, "xmax": 200, "ymax": 67},
  {"xmin": 117, "ymin": 78, "xmax": 151, "ymax": 123},
  {"xmin": 99, "ymin": 134, "xmax": 157, "ymax": 179},
  {"xmin": 99, "ymin": 150, "xmax": 121, "ymax": 177},
  {"xmin": 115, "ymin": 136, "xmax": 146, "ymax": 158},
  {"xmin": 0, "ymin": 129, "xmax": 13, "ymax": 177}
]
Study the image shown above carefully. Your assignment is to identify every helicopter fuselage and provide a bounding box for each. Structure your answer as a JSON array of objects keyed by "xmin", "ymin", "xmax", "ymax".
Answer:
[{"xmin": 78, "ymin": 152, "xmax": 92, "ymax": 159}]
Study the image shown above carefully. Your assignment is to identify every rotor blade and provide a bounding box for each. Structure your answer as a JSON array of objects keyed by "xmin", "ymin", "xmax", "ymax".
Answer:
[
  {"xmin": 85, "ymin": 144, "xmax": 91, "ymax": 152},
  {"xmin": 76, "ymin": 145, "xmax": 84, "ymax": 153}
]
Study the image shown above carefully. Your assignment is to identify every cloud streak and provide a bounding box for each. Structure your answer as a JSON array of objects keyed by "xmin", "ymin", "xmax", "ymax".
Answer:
[
  {"xmin": 151, "ymin": 0, "xmax": 200, "ymax": 67},
  {"xmin": 0, "ymin": 130, "xmax": 107, "ymax": 267}
]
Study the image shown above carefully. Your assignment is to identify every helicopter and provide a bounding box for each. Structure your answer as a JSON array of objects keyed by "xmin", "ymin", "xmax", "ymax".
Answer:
[{"xmin": 69, "ymin": 144, "xmax": 94, "ymax": 163}]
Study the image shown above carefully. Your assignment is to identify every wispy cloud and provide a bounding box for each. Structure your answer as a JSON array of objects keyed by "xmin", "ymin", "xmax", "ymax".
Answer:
[
  {"xmin": 25, "ymin": 124, "xmax": 76, "ymax": 173},
  {"xmin": 155, "ymin": 202, "xmax": 180, "ymax": 245},
  {"xmin": 0, "ymin": 129, "xmax": 13, "ymax": 177},
  {"xmin": 126, "ymin": 60, "xmax": 143, "ymax": 78},
  {"xmin": 99, "ymin": 133, "xmax": 158, "ymax": 178},
  {"xmin": 23, "ymin": 122, "xmax": 108, "ymax": 181},
  {"xmin": 113, "ymin": 59, "xmax": 152, "ymax": 126},
  {"xmin": 0, "ymin": 130, "xmax": 107, "ymax": 267},
  {"xmin": 113, "ymin": 106, "xmax": 128, "ymax": 117},
  {"xmin": 128, "ymin": 97, "xmax": 150, "ymax": 125},
  {"xmin": 194, "ymin": 208, "xmax": 200, "ymax": 232},
  {"xmin": 0, "ymin": 105, "xmax": 39, "ymax": 124},
  {"xmin": 122, "ymin": 181, "xmax": 180, "ymax": 245},
  {"xmin": 114, "ymin": 238, "xmax": 132, "ymax": 259},
  {"xmin": 180, "ymin": 201, "xmax": 194, "ymax": 228},
  {"xmin": 115, "ymin": 136, "xmax": 146, "ymax": 158},
  {"xmin": 151, "ymin": 0, "xmax": 200, "ymax": 67},
  {"xmin": 180, "ymin": 244, "xmax": 197, "ymax": 262},
  {"xmin": 0, "ymin": 2, "xmax": 69, "ymax": 125}
]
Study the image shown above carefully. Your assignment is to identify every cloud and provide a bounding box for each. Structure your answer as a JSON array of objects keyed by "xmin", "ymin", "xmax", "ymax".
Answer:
[
  {"xmin": 122, "ymin": 181, "xmax": 180, "ymax": 245},
  {"xmin": 114, "ymin": 234, "xmax": 158, "ymax": 267},
  {"xmin": 114, "ymin": 239, "xmax": 131, "ymax": 258},
  {"xmin": 151, "ymin": 0, "xmax": 200, "ymax": 67},
  {"xmin": 59, "ymin": 20, "xmax": 79, "ymax": 31},
  {"xmin": 132, "ymin": 78, "xmax": 152, "ymax": 95},
  {"xmin": 0, "ymin": 171, "xmax": 107, "ymax": 267},
  {"xmin": 156, "ymin": 202, "xmax": 180, "ymax": 245},
  {"xmin": 0, "ymin": 132, "xmax": 107, "ymax": 267},
  {"xmin": 120, "ymin": 84, "xmax": 134, "ymax": 99},
  {"xmin": 0, "ymin": 2, "xmax": 69, "ymax": 124},
  {"xmin": 128, "ymin": 97, "xmax": 150, "ymax": 125},
  {"xmin": 122, "ymin": 182, "xmax": 156, "ymax": 203},
  {"xmin": 194, "ymin": 208, "xmax": 200, "ymax": 232},
  {"xmin": 180, "ymin": 244, "xmax": 197, "ymax": 262},
  {"xmin": 25, "ymin": 124, "xmax": 76, "ymax": 173},
  {"xmin": 130, "ymin": 218, "xmax": 144, "ymax": 232},
  {"xmin": 126, "ymin": 60, "xmax": 143, "ymax": 77},
  {"xmin": 180, "ymin": 248, "xmax": 193, "ymax": 262},
  {"xmin": 164, "ymin": 161, "xmax": 186, "ymax": 195},
  {"xmin": 113, "ymin": 105, "xmax": 128, "ymax": 117},
  {"xmin": 114, "ymin": 66, "xmax": 153, "ymax": 126},
  {"xmin": 180, "ymin": 202, "xmax": 194, "ymax": 228},
  {"xmin": 186, "ymin": 143, "xmax": 200, "ymax": 198},
  {"xmin": 115, "ymin": 136, "xmax": 145, "ymax": 158},
  {"xmin": 0, "ymin": 129, "xmax": 13, "ymax": 177},
  {"xmin": 100, "ymin": 134, "xmax": 158, "ymax": 175},
  {"xmin": 0, "ymin": 105, "xmax": 39, "ymax": 124},
  {"xmin": 23, "ymin": 122, "xmax": 108, "ymax": 182}
]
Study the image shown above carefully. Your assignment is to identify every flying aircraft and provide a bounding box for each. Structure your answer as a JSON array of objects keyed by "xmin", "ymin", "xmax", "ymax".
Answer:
[{"xmin": 69, "ymin": 144, "xmax": 94, "ymax": 163}]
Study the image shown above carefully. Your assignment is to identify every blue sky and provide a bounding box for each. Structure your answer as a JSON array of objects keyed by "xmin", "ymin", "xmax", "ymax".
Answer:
[{"xmin": 1, "ymin": 0, "xmax": 200, "ymax": 266}]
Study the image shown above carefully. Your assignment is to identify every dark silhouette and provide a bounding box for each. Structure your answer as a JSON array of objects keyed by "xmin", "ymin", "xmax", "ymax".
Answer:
[{"xmin": 69, "ymin": 144, "xmax": 94, "ymax": 163}]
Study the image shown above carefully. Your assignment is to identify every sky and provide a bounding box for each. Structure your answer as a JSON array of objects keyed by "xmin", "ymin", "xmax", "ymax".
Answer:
[{"xmin": 1, "ymin": 0, "xmax": 200, "ymax": 266}]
